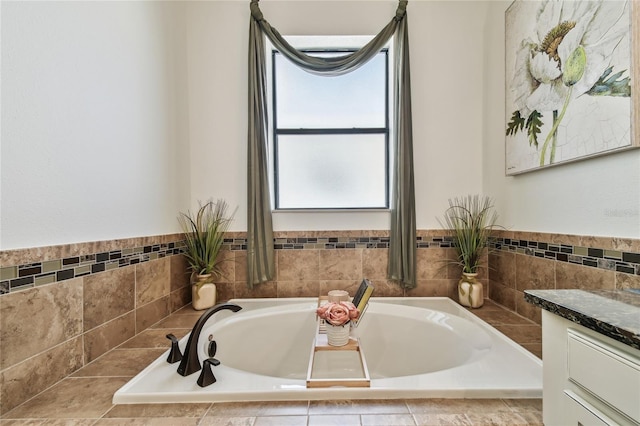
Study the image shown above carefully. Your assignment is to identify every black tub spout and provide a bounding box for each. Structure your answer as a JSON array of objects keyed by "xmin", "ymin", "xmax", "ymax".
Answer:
[{"xmin": 177, "ymin": 303, "xmax": 242, "ymax": 377}]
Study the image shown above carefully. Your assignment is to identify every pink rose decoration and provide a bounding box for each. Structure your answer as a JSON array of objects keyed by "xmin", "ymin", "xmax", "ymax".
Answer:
[{"xmin": 316, "ymin": 301, "xmax": 360, "ymax": 326}]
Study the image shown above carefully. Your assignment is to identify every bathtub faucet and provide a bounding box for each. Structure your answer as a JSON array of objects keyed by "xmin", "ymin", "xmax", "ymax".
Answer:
[{"xmin": 177, "ymin": 302, "xmax": 242, "ymax": 377}]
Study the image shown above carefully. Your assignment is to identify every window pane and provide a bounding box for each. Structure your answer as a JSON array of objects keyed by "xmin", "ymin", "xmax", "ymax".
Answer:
[
  {"xmin": 275, "ymin": 52, "xmax": 386, "ymax": 128},
  {"xmin": 276, "ymin": 134, "xmax": 387, "ymax": 209}
]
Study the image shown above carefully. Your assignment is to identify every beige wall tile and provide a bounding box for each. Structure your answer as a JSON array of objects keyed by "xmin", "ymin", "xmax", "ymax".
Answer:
[
  {"xmin": 362, "ymin": 249, "xmax": 388, "ymax": 280},
  {"xmin": 170, "ymin": 255, "xmax": 190, "ymax": 292},
  {"xmin": 152, "ymin": 312, "xmax": 201, "ymax": 329},
  {"xmin": 0, "ymin": 279, "xmax": 83, "ymax": 370},
  {"xmin": 407, "ymin": 280, "xmax": 456, "ymax": 298},
  {"xmin": 216, "ymin": 249, "xmax": 236, "ymax": 284},
  {"xmin": 119, "ymin": 329, "xmax": 189, "ymax": 349},
  {"xmin": 474, "ymin": 252, "xmax": 489, "ymax": 281},
  {"xmin": 170, "ymin": 286, "xmax": 192, "ymax": 312},
  {"xmin": 494, "ymin": 324, "xmax": 542, "ymax": 345},
  {"xmin": 488, "ymin": 282, "xmax": 517, "ymax": 311},
  {"xmin": 1, "ymin": 377, "xmax": 128, "ymax": 419},
  {"xmin": 492, "ymin": 229, "xmax": 515, "ymax": 240},
  {"xmin": 276, "ymin": 281, "xmax": 320, "ymax": 298},
  {"xmin": 83, "ymin": 267, "xmax": 135, "ymax": 332},
  {"xmin": 136, "ymin": 258, "xmax": 170, "ymax": 307},
  {"xmin": 611, "ymin": 237, "xmax": 640, "ymax": 253},
  {"xmin": 549, "ymin": 232, "xmax": 581, "ymax": 247},
  {"xmin": 489, "ymin": 251, "xmax": 516, "ymax": 288},
  {"xmin": 135, "ymin": 297, "xmax": 170, "ymax": 333},
  {"xmin": 616, "ymin": 272, "xmax": 640, "ymax": 289},
  {"xmin": 216, "ymin": 282, "xmax": 236, "ymax": 303},
  {"xmin": 83, "ymin": 312, "xmax": 136, "ymax": 363},
  {"xmin": 441, "ymin": 247, "xmax": 465, "ymax": 279},
  {"xmin": 234, "ymin": 281, "xmax": 277, "ymax": 299},
  {"xmin": 0, "ymin": 337, "xmax": 83, "ymax": 415},
  {"xmin": 581, "ymin": 235, "xmax": 615, "ymax": 251},
  {"xmin": 0, "ymin": 234, "xmax": 183, "ymax": 268},
  {"xmin": 277, "ymin": 250, "xmax": 319, "ymax": 281},
  {"xmin": 233, "ymin": 251, "xmax": 248, "ymax": 283},
  {"xmin": 319, "ymin": 249, "xmax": 362, "ymax": 281},
  {"xmin": 319, "ymin": 280, "xmax": 362, "ymax": 298},
  {"xmin": 73, "ymin": 348, "xmax": 164, "ymax": 378},
  {"xmin": 470, "ymin": 305, "xmax": 532, "ymax": 326},
  {"xmin": 515, "ymin": 255, "xmax": 555, "ymax": 292},
  {"xmin": 366, "ymin": 279, "xmax": 404, "ymax": 297},
  {"xmin": 515, "ymin": 293, "xmax": 542, "ymax": 324},
  {"xmin": 555, "ymin": 262, "xmax": 615, "ymax": 290},
  {"xmin": 416, "ymin": 247, "xmax": 449, "ymax": 280}
]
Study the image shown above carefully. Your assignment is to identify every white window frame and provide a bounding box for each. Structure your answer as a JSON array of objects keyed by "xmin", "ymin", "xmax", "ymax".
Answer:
[{"xmin": 266, "ymin": 36, "xmax": 394, "ymax": 213}]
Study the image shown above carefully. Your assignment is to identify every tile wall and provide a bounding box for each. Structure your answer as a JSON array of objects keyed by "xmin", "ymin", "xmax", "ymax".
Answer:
[
  {"xmin": 215, "ymin": 230, "xmax": 472, "ymax": 302},
  {"xmin": 2, "ymin": 229, "xmax": 639, "ymax": 414},
  {"xmin": 0, "ymin": 235, "xmax": 192, "ymax": 415},
  {"xmin": 0, "ymin": 230, "xmax": 471, "ymax": 414},
  {"xmin": 489, "ymin": 230, "xmax": 640, "ymax": 324}
]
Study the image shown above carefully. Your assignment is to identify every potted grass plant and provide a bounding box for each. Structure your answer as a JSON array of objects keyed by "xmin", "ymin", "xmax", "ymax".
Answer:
[
  {"xmin": 178, "ymin": 199, "xmax": 236, "ymax": 310},
  {"xmin": 439, "ymin": 195, "xmax": 498, "ymax": 308}
]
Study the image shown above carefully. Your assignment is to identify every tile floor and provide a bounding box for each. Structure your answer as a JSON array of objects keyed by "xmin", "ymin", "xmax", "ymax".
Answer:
[{"xmin": 0, "ymin": 299, "xmax": 543, "ymax": 426}]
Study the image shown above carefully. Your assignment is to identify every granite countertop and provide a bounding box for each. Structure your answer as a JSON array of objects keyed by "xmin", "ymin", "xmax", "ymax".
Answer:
[{"xmin": 525, "ymin": 289, "xmax": 640, "ymax": 351}]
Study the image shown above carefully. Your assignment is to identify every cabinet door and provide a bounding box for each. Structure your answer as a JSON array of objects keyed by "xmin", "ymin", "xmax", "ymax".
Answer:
[
  {"xmin": 564, "ymin": 391, "xmax": 616, "ymax": 426},
  {"xmin": 567, "ymin": 329, "xmax": 640, "ymax": 421}
]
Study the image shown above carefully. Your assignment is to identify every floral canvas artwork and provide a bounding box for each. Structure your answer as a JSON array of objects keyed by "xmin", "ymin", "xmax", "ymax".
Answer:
[{"xmin": 505, "ymin": 0, "xmax": 634, "ymax": 175}]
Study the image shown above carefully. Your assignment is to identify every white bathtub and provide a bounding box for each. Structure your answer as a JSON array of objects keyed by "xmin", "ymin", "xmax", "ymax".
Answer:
[{"xmin": 113, "ymin": 297, "xmax": 542, "ymax": 403}]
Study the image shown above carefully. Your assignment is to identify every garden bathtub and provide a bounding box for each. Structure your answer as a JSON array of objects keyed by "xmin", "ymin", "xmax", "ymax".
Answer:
[{"xmin": 113, "ymin": 297, "xmax": 542, "ymax": 403}]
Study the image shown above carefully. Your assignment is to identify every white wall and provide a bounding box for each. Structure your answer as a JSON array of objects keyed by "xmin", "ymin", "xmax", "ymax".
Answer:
[
  {"xmin": 1, "ymin": 1, "xmax": 191, "ymax": 250},
  {"xmin": 2, "ymin": 0, "xmax": 637, "ymax": 250},
  {"xmin": 185, "ymin": 0, "xmax": 488, "ymax": 232},
  {"xmin": 483, "ymin": 1, "xmax": 640, "ymax": 239}
]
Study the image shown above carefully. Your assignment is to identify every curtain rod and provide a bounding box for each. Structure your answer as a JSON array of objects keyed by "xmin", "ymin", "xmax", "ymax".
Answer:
[{"xmin": 250, "ymin": 0, "xmax": 408, "ymax": 22}]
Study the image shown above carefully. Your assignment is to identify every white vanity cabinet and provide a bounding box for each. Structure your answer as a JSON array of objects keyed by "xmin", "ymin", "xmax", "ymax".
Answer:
[{"xmin": 542, "ymin": 311, "xmax": 640, "ymax": 426}]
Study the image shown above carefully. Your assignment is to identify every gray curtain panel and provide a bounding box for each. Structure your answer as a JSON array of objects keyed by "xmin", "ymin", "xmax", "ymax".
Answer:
[
  {"xmin": 247, "ymin": 15, "xmax": 275, "ymax": 288},
  {"xmin": 247, "ymin": 0, "xmax": 416, "ymax": 289},
  {"xmin": 387, "ymin": 14, "xmax": 416, "ymax": 289}
]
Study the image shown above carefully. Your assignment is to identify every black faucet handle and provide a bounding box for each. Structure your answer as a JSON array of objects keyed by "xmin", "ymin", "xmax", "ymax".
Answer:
[
  {"xmin": 208, "ymin": 340, "xmax": 217, "ymax": 358},
  {"xmin": 197, "ymin": 357, "xmax": 220, "ymax": 387},
  {"xmin": 165, "ymin": 334, "xmax": 183, "ymax": 364}
]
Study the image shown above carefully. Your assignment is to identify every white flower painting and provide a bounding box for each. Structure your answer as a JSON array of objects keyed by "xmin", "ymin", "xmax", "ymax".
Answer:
[{"xmin": 505, "ymin": 0, "xmax": 634, "ymax": 175}]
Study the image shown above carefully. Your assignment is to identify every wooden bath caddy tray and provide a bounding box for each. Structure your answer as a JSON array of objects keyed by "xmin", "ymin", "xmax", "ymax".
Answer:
[{"xmin": 306, "ymin": 301, "xmax": 371, "ymax": 388}]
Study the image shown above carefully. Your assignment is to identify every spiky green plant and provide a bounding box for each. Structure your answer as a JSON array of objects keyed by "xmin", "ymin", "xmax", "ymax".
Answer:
[
  {"xmin": 177, "ymin": 199, "xmax": 236, "ymax": 283},
  {"xmin": 438, "ymin": 195, "xmax": 498, "ymax": 274}
]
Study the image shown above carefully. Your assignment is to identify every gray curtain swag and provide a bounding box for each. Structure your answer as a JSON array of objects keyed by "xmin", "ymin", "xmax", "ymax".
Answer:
[{"xmin": 247, "ymin": 0, "xmax": 416, "ymax": 289}]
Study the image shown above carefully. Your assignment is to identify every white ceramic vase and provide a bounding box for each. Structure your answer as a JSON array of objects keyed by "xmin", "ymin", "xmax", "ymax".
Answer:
[
  {"xmin": 191, "ymin": 273, "xmax": 217, "ymax": 311},
  {"xmin": 326, "ymin": 322, "xmax": 350, "ymax": 346},
  {"xmin": 458, "ymin": 272, "xmax": 483, "ymax": 308}
]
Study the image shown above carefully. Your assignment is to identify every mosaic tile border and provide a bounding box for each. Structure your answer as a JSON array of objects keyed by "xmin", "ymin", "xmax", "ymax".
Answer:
[
  {"xmin": 0, "ymin": 235, "xmax": 456, "ymax": 295},
  {"xmin": 272, "ymin": 235, "xmax": 453, "ymax": 249},
  {"xmin": 490, "ymin": 237, "xmax": 640, "ymax": 275},
  {"xmin": 0, "ymin": 242, "xmax": 185, "ymax": 295},
  {"xmin": 2, "ymin": 233, "xmax": 638, "ymax": 295}
]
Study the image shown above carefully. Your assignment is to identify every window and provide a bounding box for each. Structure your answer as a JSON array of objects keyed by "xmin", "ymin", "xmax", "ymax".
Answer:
[{"xmin": 271, "ymin": 44, "xmax": 390, "ymax": 210}]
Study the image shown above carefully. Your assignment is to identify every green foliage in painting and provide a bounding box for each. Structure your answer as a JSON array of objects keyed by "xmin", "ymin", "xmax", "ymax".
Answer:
[
  {"xmin": 587, "ymin": 66, "xmax": 631, "ymax": 97},
  {"xmin": 526, "ymin": 110, "xmax": 544, "ymax": 148},
  {"xmin": 507, "ymin": 110, "xmax": 544, "ymax": 148},
  {"xmin": 506, "ymin": 110, "xmax": 525, "ymax": 136}
]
